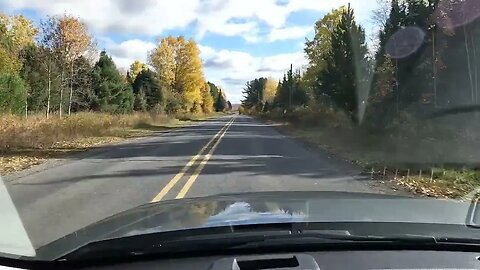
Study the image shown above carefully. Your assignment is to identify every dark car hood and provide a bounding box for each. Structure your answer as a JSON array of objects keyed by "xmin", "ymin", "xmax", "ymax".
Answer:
[{"xmin": 36, "ymin": 191, "xmax": 476, "ymax": 260}]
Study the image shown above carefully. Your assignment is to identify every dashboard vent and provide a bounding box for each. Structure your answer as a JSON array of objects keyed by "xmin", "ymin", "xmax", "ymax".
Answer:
[
  {"xmin": 210, "ymin": 254, "xmax": 320, "ymax": 270},
  {"xmin": 234, "ymin": 256, "xmax": 299, "ymax": 270}
]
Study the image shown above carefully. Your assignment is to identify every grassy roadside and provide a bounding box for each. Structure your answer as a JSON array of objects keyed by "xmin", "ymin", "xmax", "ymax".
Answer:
[
  {"xmin": 258, "ymin": 112, "xmax": 480, "ymax": 199},
  {"xmin": 0, "ymin": 112, "xmax": 219, "ymax": 175}
]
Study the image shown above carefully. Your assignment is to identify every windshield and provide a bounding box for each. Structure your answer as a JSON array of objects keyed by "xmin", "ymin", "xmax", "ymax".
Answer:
[{"xmin": 1, "ymin": 0, "xmax": 480, "ymax": 261}]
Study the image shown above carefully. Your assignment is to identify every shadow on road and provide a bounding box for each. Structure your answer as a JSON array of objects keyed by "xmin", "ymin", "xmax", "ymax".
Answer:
[{"xmin": 11, "ymin": 116, "xmax": 368, "ymax": 187}]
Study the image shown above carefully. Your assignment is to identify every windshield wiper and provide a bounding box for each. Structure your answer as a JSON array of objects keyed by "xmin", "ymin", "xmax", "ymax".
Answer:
[{"xmin": 59, "ymin": 228, "xmax": 440, "ymax": 262}]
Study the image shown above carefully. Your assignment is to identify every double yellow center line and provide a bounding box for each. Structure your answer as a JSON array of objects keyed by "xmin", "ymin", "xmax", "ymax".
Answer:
[{"xmin": 151, "ymin": 117, "xmax": 236, "ymax": 202}]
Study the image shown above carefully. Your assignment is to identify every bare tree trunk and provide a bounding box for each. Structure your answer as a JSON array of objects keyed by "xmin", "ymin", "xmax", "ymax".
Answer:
[
  {"xmin": 463, "ymin": 25, "xmax": 475, "ymax": 103},
  {"xmin": 433, "ymin": 29, "xmax": 438, "ymax": 108},
  {"xmin": 68, "ymin": 62, "xmax": 74, "ymax": 116},
  {"xmin": 25, "ymin": 99, "xmax": 28, "ymax": 119},
  {"xmin": 59, "ymin": 68, "xmax": 64, "ymax": 118},
  {"xmin": 395, "ymin": 59, "xmax": 399, "ymax": 113},
  {"xmin": 472, "ymin": 35, "xmax": 478, "ymax": 104},
  {"xmin": 46, "ymin": 65, "xmax": 51, "ymax": 119}
]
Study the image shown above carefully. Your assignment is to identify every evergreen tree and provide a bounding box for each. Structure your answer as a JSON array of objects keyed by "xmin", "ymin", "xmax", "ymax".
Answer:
[
  {"xmin": 133, "ymin": 69, "xmax": 163, "ymax": 110},
  {"xmin": 273, "ymin": 66, "xmax": 309, "ymax": 110},
  {"xmin": 242, "ymin": 77, "xmax": 266, "ymax": 109},
  {"xmin": 319, "ymin": 5, "xmax": 368, "ymax": 123},
  {"xmin": 208, "ymin": 81, "xmax": 220, "ymax": 101},
  {"xmin": 0, "ymin": 73, "xmax": 27, "ymax": 114},
  {"xmin": 93, "ymin": 51, "xmax": 133, "ymax": 113},
  {"xmin": 215, "ymin": 90, "xmax": 227, "ymax": 112}
]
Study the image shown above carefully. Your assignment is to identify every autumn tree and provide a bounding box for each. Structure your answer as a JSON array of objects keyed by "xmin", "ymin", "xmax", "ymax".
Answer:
[
  {"xmin": 129, "ymin": 60, "xmax": 147, "ymax": 82},
  {"xmin": 0, "ymin": 14, "xmax": 37, "ymax": 115},
  {"xmin": 149, "ymin": 37, "xmax": 176, "ymax": 87},
  {"xmin": 304, "ymin": 7, "xmax": 345, "ymax": 90},
  {"xmin": 149, "ymin": 36, "xmax": 205, "ymax": 112},
  {"xmin": 0, "ymin": 14, "xmax": 38, "ymax": 55},
  {"xmin": 201, "ymin": 82, "xmax": 214, "ymax": 113},
  {"xmin": 53, "ymin": 15, "xmax": 94, "ymax": 116},
  {"xmin": 263, "ymin": 77, "xmax": 278, "ymax": 103}
]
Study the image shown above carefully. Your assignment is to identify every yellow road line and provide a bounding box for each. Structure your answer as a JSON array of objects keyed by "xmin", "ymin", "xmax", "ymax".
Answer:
[
  {"xmin": 150, "ymin": 117, "xmax": 234, "ymax": 203},
  {"xmin": 175, "ymin": 117, "xmax": 236, "ymax": 199}
]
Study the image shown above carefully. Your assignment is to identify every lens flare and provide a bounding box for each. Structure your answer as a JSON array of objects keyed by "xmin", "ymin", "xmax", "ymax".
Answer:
[
  {"xmin": 385, "ymin": 26, "xmax": 426, "ymax": 59},
  {"xmin": 434, "ymin": 0, "xmax": 480, "ymax": 29}
]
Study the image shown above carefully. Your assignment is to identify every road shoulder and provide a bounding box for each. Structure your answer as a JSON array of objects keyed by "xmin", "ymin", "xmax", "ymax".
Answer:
[{"xmin": 254, "ymin": 116, "xmax": 415, "ymax": 197}]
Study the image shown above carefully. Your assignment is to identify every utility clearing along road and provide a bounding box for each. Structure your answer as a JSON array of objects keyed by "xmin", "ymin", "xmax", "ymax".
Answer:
[{"xmin": 4, "ymin": 115, "xmax": 381, "ymax": 248}]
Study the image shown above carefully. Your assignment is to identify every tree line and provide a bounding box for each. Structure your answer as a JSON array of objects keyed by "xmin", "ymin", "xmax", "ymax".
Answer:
[
  {"xmin": 242, "ymin": 0, "xmax": 480, "ymax": 129},
  {"xmin": 0, "ymin": 14, "xmax": 231, "ymax": 118}
]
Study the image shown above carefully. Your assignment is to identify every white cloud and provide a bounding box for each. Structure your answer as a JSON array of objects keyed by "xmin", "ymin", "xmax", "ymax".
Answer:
[
  {"xmin": 102, "ymin": 38, "xmax": 156, "ymax": 70},
  {"xmin": 5, "ymin": 0, "xmax": 200, "ymax": 36},
  {"xmin": 3, "ymin": 0, "xmax": 380, "ymax": 101},
  {"xmin": 3, "ymin": 0, "xmax": 378, "ymax": 42},
  {"xmin": 268, "ymin": 26, "xmax": 312, "ymax": 42},
  {"xmin": 200, "ymin": 45, "xmax": 308, "ymax": 103}
]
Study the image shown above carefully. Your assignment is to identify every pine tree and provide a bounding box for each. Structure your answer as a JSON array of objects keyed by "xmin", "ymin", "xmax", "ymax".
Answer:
[
  {"xmin": 319, "ymin": 5, "xmax": 368, "ymax": 123},
  {"xmin": 93, "ymin": 51, "xmax": 133, "ymax": 113},
  {"xmin": 133, "ymin": 69, "xmax": 163, "ymax": 110},
  {"xmin": 215, "ymin": 90, "xmax": 227, "ymax": 112}
]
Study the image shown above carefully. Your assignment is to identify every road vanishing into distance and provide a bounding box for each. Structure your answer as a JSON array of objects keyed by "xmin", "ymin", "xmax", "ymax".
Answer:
[{"xmin": 3, "ymin": 115, "xmax": 382, "ymax": 248}]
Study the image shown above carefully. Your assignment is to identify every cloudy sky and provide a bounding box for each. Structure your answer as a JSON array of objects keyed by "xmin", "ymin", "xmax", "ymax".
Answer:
[{"xmin": 1, "ymin": 0, "xmax": 379, "ymax": 103}]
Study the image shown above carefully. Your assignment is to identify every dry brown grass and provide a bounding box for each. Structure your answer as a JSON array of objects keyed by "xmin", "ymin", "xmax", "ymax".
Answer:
[
  {"xmin": 0, "ymin": 111, "xmax": 222, "ymax": 175},
  {"xmin": 260, "ymin": 109, "xmax": 480, "ymax": 199},
  {"xmin": 0, "ymin": 112, "xmax": 189, "ymax": 174},
  {"xmin": 0, "ymin": 112, "xmax": 176, "ymax": 151}
]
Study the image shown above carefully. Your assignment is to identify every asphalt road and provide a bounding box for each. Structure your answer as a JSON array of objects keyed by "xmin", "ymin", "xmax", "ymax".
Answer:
[{"xmin": 3, "ymin": 115, "xmax": 379, "ymax": 248}]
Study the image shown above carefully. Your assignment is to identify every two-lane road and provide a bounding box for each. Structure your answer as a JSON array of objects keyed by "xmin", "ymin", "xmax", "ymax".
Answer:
[{"xmin": 3, "ymin": 115, "xmax": 378, "ymax": 248}]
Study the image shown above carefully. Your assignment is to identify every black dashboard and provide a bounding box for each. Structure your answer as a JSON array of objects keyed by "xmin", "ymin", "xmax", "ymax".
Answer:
[{"xmin": 80, "ymin": 250, "xmax": 480, "ymax": 270}]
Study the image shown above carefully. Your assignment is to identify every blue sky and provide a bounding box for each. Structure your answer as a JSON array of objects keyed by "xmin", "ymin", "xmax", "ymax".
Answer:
[{"xmin": 1, "ymin": 0, "xmax": 379, "ymax": 103}]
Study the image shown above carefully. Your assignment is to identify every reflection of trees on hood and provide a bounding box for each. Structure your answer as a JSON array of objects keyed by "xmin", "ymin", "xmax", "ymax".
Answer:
[
  {"xmin": 239, "ymin": 201, "xmax": 302, "ymax": 216},
  {"xmin": 129, "ymin": 199, "xmax": 306, "ymax": 234},
  {"xmin": 156, "ymin": 201, "xmax": 232, "ymax": 229}
]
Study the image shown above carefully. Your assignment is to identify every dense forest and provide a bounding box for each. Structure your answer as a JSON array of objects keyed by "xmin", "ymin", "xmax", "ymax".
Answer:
[
  {"xmin": 242, "ymin": 0, "xmax": 480, "ymax": 131},
  {"xmin": 0, "ymin": 14, "xmax": 231, "ymax": 118}
]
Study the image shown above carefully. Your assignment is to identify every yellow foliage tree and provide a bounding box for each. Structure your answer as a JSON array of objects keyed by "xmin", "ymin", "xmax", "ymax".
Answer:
[
  {"xmin": 129, "ymin": 60, "xmax": 147, "ymax": 82},
  {"xmin": 0, "ymin": 14, "xmax": 38, "ymax": 73},
  {"xmin": 0, "ymin": 14, "xmax": 38, "ymax": 52},
  {"xmin": 263, "ymin": 77, "xmax": 278, "ymax": 103},
  {"xmin": 149, "ymin": 36, "xmax": 176, "ymax": 88},
  {"xmin": 201, "ymin": 82, "xmax": 214, "ymax": 113},
  {"xmin": 53, "ymin": 15, "xmax": 94, "ymax": 115},
  {"xmin": 304, "ymin": 7, "xmax": 345, "ymax": 86},
  {"xmin": 149, "ymin": 36, "xmax": 204, "ymax": 112}
]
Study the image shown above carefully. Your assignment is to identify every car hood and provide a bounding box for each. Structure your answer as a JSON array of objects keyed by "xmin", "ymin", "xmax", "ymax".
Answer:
[{"xmin": 36, "ymin": 191, "xmax": 476, "ymax": 260}]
